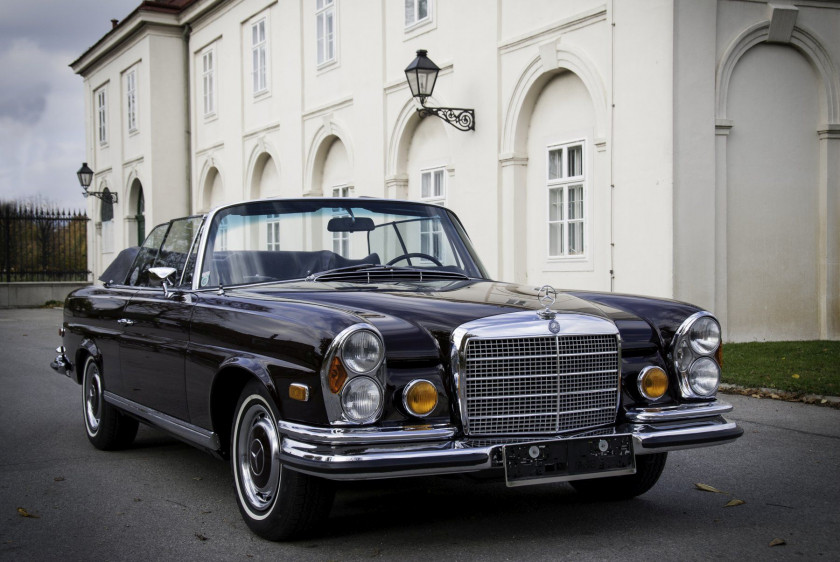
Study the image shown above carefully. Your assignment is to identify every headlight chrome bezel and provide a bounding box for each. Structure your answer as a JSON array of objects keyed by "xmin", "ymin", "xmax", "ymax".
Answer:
[
  {"xmin": 672, "ymin": 312, "xmax": 722, "ymax": 399},
  {"xmin": 320, "ymin": 323, "xmax": 386, "ymax": 425}
]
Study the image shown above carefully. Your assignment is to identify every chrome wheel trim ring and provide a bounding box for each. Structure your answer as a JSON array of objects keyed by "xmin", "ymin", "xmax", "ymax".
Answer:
[
  {"xmin": 84, "ymin": 359, "xmax": 103, "ymax": 435},
  {"xmin": 235, "ymin": 397, "xmax": 281, "ymax": 517}
]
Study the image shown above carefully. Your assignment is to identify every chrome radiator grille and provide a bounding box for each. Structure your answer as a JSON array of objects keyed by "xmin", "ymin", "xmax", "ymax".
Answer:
[{"xmin": 462, "ymin": 334, "xmax": 620, "ymax": 435}]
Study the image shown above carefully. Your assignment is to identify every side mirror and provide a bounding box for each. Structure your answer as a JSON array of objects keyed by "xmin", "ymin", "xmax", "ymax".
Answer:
[{"xmin": 148, "ymin": 267, "xmax": 178, "ymax": 297}]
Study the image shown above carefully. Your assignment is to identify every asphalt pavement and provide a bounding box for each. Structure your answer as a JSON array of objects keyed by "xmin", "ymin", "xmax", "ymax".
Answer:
[{"xmin": 1, "ymin": 307, "xmax": 838, "ymax": 561}]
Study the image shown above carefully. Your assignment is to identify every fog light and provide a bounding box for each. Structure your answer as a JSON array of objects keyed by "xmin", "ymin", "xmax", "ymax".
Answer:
[
  {"xmin": 403, "ymin": 379, "xmax": 438, "ymax": 417},
  {"xmin": 637, "ymin": 366, "xmax": 668, "ymax": 401},
  {"xmin": 341, "ymin": 376, "xmax": 382, "ymax": 422}
]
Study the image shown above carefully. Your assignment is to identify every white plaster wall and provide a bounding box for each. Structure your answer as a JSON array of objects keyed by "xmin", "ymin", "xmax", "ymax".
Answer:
[
  {"xmin": 610, "ymin": 0, "xmax": 674, "ymax": 299},
  {"xmin": 673, "ymin": 0, "xmax": 717, "ymax": 313}
]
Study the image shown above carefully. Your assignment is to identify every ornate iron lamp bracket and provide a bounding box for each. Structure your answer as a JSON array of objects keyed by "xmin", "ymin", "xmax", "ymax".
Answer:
[
  {"xmin": 417, "ymin": 101, "xmax": 475, "ymax": 132},
  {"xmin": 83, "ymin": 191, "xmax": 119, "ymax": 204}
]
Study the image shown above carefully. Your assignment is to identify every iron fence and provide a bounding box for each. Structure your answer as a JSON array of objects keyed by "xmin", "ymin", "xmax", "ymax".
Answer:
[{"xmin": 0, "ymin": 203, "xmax": 89, "ymax": 282}]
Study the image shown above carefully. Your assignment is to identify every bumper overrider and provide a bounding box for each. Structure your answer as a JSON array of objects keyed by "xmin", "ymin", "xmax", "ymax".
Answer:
[{"xmin": 277, "ymin": 400, "xmax": 742, "ymax": 482}]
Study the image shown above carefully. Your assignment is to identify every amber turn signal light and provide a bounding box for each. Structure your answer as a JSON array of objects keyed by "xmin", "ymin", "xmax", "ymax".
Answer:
[
  {"xmin": 328, "ymin": 356, "xmax": 348, "ymax": 394},
  {"xmin": 289, "ymin": 383, "xmax": 310, "ymax": 402},
  {"xmin": 403, "ymin": 380, "xmax": 438, "ymax": 417},
  {"xmin": 638, "ymin": 366, "xmax": 668, "ymax": 401}
]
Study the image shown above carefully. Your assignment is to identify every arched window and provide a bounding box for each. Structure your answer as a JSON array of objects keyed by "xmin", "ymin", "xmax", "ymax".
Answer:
[
  {"xmin": 136, "ymin": 187, "xmax": 145, "ymax": 245},
  {"xmin": 100, "ymin": 188, "xmax": 114, "ymax": 254}
]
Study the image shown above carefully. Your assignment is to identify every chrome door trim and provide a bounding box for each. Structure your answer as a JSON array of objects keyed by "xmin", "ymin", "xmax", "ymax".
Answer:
[{"xmin": 104, "ymin": 391, "xmax": 220, "ymax": 451}]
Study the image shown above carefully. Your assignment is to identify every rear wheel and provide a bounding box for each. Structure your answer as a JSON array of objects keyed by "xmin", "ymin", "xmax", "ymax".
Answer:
[
  {"xmin": 570, "ymin": 452, "xmax": 667, "ymax": 500},
  {"xmin": 82, "ymin": 356, "xmax": 138, "ymax": 450},
  {"xmin": 231, "ymin": 381, "xmax": 334, "ymax": 540}
]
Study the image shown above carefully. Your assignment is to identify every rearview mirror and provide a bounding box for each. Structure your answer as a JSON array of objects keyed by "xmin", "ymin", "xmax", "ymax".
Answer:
[{"xmin": 327, "ymin": 216, "xmax": 375, "ymax": 233}]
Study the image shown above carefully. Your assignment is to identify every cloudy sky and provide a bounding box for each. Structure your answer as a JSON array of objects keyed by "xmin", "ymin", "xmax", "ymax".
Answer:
[{"xmin": 0, "ymin": 0, "xmax": 140, "ymax": 209}]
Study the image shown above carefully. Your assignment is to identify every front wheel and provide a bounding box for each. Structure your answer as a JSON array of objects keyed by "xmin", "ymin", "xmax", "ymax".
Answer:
[
  {"xmin": 570, "ymin": 452, "xmax": 667, "ymax": 500},
  {"xmin": 231, "ymin": 381, "xmax": 334, "ymax": 541},
  {"xmin": 82, "ymin": 356, "xmax": 138, "ymax": 450}
]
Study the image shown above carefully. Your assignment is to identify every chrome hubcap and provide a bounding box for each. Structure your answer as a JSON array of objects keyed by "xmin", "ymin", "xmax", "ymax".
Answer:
[
  {"xmin": 84, "ymin": 362, "xmax": 103, "ymax": 433},
  {"xmin": 237, "ymin": 402, "xmax": 281, "ymax": 512}
]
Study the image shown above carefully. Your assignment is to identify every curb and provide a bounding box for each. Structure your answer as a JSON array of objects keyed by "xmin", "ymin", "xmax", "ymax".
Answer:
[{"xmin": 719, "ymin": 383, "xmax": 840, "ymax": 409}]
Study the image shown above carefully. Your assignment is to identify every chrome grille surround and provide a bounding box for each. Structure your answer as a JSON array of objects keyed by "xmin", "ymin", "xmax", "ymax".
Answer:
[{"xmin": 452, "ymin": 311, "xmax": 621, "ymax": 436}]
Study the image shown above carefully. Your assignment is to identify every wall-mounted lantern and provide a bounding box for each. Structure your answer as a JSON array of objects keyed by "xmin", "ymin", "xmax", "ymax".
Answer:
[
  {"xmin": 77, "ymin": 162, "xmax": 118, "ymax": 204},
  {"xmin": 404, "ymin": 50, "xmax": 475, "ymax": 132}
]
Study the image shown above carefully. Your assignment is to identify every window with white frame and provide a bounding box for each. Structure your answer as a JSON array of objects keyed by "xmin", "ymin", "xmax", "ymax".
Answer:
[
  {"xmin": 547, "ymin": 142, "xmax": 585, "ymax": 257},
  {"xmin": 316, "ymin": 0, "xmax": 336, "ymax": 66},
  {"xmin": 420, "ymin": 167, "xmax": 445, "ymax": 204},
  {"xmin": 266, "ymin": 213, "xmax": 281, "ymax": 251},
  {"xmin": 404, "ymin": 0, "xmax": 430, "ymax": 28},
  {"xmin": 420, "ymin": 167, "xmax": 445, "ymax": 260},
  {"xmin": 202, "ymin": 48, "xmax": 215, "ymax": 116},
  {"xmin": 331, "ymin": 185, "xmax": 351, "ymax": 256},
  {"xmin": 126, "ymin": 70, "xmax": 137, "ymax": 133},
  {"xmin": 96, "ymin": 88, "xmax": 107, "ymax": 145},
  {"xmin": 251, "ymin": 18, "xmax": 268, "ymax": 95}
]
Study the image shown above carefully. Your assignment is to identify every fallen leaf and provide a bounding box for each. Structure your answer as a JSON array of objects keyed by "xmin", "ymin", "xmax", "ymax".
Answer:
[
  {"xmin": 770, "ymin": 394, "xmax": 780, "ymax": 399},
  {"xmin": 751, "ymin": 394, "xmax": 761, "ymax": 398},
  {"xmin": 724, "ymin": 499, "xmax": 745, "ymax": 507},
  {"xmin": 17, "ymin": 507, "xmax": 40, "ymax": 519},
  {"xmin": 54, "ymin": 476, "xmax": 65, "ymax": 482},
  {"xmin": 695, "ymin": 483, "xmax": 726, "ymax": 494},
  {"xmin": 195, "ymin": 533, "xmax": 208, "ymax": 541},
  {"xmin": 769, "ymin": 538, "xmax": 786, "ymax": 547},
  {"xmin": 133, "ymin": 498, "xmax": 142, "ymax": 502},
  {"xmin": 792, "ymin": 374, "xmax": 800, "ymax": 379},
  {"xmin": 193, "ymin": 477, "xmax": 202, "ymax": 481}
]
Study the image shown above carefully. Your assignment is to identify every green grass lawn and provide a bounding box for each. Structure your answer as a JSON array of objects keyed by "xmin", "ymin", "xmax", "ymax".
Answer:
[{"xmin": 721, "ymin": 341, "xmax": 840, "ymax": 396}]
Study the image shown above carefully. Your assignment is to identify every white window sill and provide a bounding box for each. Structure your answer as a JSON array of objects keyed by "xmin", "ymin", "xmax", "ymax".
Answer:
[
  {"xmin": 404, "ymin": 18, "xmax": 436, "ymax": 40},
  {"xmin": 316, "ymin": 58, "xmax": 339, "ymax": 75}
]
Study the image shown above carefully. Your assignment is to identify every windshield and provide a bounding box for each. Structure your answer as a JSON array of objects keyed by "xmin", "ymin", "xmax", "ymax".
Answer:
[{"xmin": 198, "ymin": 199, "xmax": 488, "ymax": 287}]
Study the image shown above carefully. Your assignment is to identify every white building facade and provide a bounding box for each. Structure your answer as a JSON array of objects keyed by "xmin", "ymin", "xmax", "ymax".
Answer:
[{"xmin": 72, "ymin": 0, "xmax": 840, "ymax": 342}]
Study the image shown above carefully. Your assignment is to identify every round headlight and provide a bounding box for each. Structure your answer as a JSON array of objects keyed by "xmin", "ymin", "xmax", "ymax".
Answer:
[
  {"xmin": 689, "ymin": 316, "xmax": 721, "ymax": 355},
  {"xmin": 341, "ymin": 376, "xmax": 383, "ymax": 422},
  {"xmin": 403, "ymin": 380, "xmax": 438, "ymax": 417},
  {"xmin": 688, "ymin": 357, "xmax": 720, "ymax": 396},
  {"xmin": 342, "ymin": 330, "xmax": 384, "ymax": 374}
]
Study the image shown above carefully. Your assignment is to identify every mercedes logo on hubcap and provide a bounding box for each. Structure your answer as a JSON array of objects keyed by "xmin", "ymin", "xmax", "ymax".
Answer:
[{"xmin": 249, "ymin": 440, "xmax": 265, "ymax": 476}]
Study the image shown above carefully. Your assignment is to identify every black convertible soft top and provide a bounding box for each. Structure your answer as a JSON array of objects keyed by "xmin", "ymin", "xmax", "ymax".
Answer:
[{"xmin": 98, "ymin": 246, "xmax": 139, "ymax": 284}]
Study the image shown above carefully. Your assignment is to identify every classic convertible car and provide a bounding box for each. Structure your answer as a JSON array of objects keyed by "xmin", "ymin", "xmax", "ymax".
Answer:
[{"xmin": 50, "ymin": 198, "xmax": 741, "ymax": 540}]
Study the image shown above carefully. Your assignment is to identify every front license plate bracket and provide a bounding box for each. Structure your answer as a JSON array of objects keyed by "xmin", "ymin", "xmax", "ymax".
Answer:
[{"xmin": 503, "ymin": 435, "xmax": 635, "ymax": 487}]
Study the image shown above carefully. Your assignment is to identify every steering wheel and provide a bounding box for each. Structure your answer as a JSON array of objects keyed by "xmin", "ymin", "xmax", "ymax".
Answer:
[{"xmin": 386, "ymin": 253, "xmax": 444, "ymax": 267}]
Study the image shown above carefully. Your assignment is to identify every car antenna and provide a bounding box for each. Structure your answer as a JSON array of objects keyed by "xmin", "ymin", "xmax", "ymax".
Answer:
[{"xmin": 217, "ymin": 284, "xmax": 225, "ymax": 296}]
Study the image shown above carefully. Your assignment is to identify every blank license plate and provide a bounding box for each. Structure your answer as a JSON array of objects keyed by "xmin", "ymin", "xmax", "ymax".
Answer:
[{"xmin": 503, "ymin": 434, "xmax": 635, "ymax": 487}]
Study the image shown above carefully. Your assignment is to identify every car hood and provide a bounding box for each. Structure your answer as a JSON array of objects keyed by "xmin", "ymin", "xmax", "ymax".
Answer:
[{"xmin": 231, "ymin": 279, "xmax": 641, "ymax": 364}]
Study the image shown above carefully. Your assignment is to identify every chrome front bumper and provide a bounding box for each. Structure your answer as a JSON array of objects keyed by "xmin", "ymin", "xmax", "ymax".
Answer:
[
  {"xmin": 278, "ymin": 401, "xmax": 743, "ymax": 481},
  {"xmin": 50, "ymin": 346, "xmax": 73, "ymax": 377}
]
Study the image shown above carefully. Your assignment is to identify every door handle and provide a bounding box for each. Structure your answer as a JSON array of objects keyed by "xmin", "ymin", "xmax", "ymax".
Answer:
[{"xmin": 117, "ymin": 318, "xmax": 135, "ymax": 326}]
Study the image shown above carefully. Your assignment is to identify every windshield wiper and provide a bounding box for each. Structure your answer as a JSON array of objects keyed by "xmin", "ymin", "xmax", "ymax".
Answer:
[
  {"xmin": 309, "ymin": 264, "xmax": 470, "ymax": 283},
  {"xmin": 306, "ymin": 264, "xmax": 389, "ymax": 282}
]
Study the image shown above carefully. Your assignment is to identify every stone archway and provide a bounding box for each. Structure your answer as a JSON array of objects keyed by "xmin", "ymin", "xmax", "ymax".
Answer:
[
  {"xmin": 499, "ymin": 44, "xmax": 608, "ymax": 285},
  {"xmin": 715, "ymin": 21, "xmax": 840, "ymax": 340}
]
